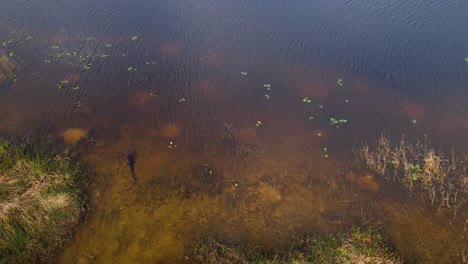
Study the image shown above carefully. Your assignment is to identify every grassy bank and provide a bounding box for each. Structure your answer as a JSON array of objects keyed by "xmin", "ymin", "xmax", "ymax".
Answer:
[
  {"xmin": 194, "ymin": 227, "xmax": 400, "ymax": 263},
  {"xmin": 360, "ymin": 135, "xmax": 467, "ymax": 216},
  {"xmin": 0, "ymin": 138, "xmax": 86, "ymax": 263}
]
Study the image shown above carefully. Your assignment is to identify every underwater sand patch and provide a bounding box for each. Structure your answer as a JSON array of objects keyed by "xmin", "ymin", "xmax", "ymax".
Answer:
[
  {"xmin": 63, "ymin": 73, "xmax": 80, "ymax": 84},
  {"xmin": 128, "ymin": 89, "xmax": 153, "ymax": 107},
  {"xmin": 160, "ymin": 123, "xmax": 181, "ymax": 138},
  {"xmin": 401, "ymin": 101, "xmax": 426, "ymax": 119},
  {"xmin": 60, "ymin": 128, "xmax": 88, "ymax": 144},
  {"xmin": 159, "ymin": 44, "xmax": 179, "ymax": 56},
  {"xmin": 298, "ymin": 81, "xmax": 329, "ymax": 99},
  {"xmin": 257, "ymin": 184, "xmax": 282, "ymax": 203},
  {"xmin": 354, "ymin": 174, "xmax": 380, "ymax": 191},
  {"xmin": 200, "ymin": 50, "xmax": 223, "ymax": 66},
  {"xmin": 239, "ymin": 127, "xmax": 258, "ymax": 145}
]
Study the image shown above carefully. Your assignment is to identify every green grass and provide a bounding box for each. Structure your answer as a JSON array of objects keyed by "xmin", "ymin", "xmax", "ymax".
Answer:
[
  {"xmin": 0, "ymin": 138, "xmax": 86, "ymax": 263},
  {"xmin": 193, "ymin": 227, "xmax": 401, "ymax": 263}
]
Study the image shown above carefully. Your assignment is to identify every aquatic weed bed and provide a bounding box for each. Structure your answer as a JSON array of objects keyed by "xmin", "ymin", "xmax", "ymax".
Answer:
[
  {"xmin": 194, "ymin": 227, "xmax": 401, "ymax": 263},
  {"xmin": 360, "ymin": 135, "xmax": 467, "ymax": 216},
  {"xmin": 0, "ymin": 138, "xmax": 86, "ymax": 263}
]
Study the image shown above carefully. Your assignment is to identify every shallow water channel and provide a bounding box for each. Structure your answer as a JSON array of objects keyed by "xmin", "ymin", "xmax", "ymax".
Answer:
[{"xmin": 1, "ymin": 0, "xmax": 467, "ymax": 263}]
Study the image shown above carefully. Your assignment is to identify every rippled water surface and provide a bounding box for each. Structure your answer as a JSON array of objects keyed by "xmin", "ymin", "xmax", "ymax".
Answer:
[{"xmin": 1, "ymin": 0, "xmax": 467, "ymax": 263}]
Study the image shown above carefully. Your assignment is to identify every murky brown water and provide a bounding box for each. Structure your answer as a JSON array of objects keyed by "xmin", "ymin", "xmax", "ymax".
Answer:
[{"xmin": 1, "ymin": 0, "xmax": 467, "ymax": 262}]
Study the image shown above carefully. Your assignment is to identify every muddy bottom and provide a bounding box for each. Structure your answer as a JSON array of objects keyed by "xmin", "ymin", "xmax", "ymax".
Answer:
[{"xmin": 57, "ymin": 123, "xmax": 467, "ymax": 264}]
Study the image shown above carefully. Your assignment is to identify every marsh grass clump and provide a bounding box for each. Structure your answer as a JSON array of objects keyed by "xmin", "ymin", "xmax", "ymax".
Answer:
[
  {"xmin": 0, "ymin": 51, "xmax": 15, "ymax": 81},
  {"xmin": 0, "ymin": 139, "xmax": 86, "ymax": 263},
  {"xmin": 360, "ymin": 135, "xmax": 467, "ymax": 214},
  {"xmin": 194, "ymin": 227, "xmax": 400, "ymax": 263}
]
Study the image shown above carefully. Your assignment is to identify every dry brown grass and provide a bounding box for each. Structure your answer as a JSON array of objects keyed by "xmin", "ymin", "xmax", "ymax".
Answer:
[
  {"xmin": 0, "ymin": 139, "xmax": 85, "ymax": 263},
  {"xmin": 0, "ymin": 51, "xmax": 15, "ymax": 82},
  {"xmin": 360, "ymin": 135, "xmax": 467, "ymax": 215}
]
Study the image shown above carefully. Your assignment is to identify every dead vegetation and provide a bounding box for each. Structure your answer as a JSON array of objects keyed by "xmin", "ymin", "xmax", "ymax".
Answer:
[
  {"xmin": 360, "ymin": 135, "xmax": 467, "ymax": 216},
  {"xmin": 0, "ymin": 139, "xmax": 86, "ymax": 263}
]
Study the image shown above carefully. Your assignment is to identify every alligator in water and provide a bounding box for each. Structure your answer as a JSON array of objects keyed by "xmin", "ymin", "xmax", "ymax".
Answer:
[{"xmin": 127, "ymin": 148, "xmax": 137, "ymax": 183}]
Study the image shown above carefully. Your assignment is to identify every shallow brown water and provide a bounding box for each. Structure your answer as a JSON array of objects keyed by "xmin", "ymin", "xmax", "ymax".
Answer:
[{"xmin": 1, "ymin": 0, "xmax": 467, "ymax": 262}]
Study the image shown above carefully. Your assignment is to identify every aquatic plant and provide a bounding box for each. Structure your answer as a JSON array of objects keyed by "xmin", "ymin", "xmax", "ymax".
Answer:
[
  {"xmin": 360, "ymin": 135, "xmax": 467, "ymax": 215},
  {"xmin": 0, "ymin": 139, "xmax": 86, "ymax": 263},
  {"xmin": 337, "ymin": 78, "xmax": 344, "ymax": 86},
  {"xmin": 0, "ymin": 51, "xmax": 16, "ymax": 81},
  {"xmin": 193, "ymin": 227, "xmax": 400, "ymax": 263}
]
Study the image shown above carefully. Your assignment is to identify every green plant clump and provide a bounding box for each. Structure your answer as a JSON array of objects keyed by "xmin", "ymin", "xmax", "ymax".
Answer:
[
  {"xmin": 0, "ymin": 139, "xmax": 86, "ymax": 263},
  {"xmin": 194, "ymin": 227, "xmax": 400, "ymax": 263},
  {"xmin": 360, "ymin": 135, "xmax": 467, "ymax": 214}
]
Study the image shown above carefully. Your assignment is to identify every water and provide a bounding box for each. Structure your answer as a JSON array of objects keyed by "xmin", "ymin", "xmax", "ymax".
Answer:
[{"xmin": 1, "ymin": 0, "xmax": 467, "ymax": 263}]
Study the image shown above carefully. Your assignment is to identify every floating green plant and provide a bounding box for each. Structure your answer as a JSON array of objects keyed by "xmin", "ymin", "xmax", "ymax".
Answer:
[
  {"xmin": 131, "ymin": 36, "xmax": 139, "ymax": 41},
  {"xmin": 79, "ymin": 55, "xmax": 88, "ymax": 62},
  {"xmin": 83, "ymin": 63, "xmax": 92, "ymax": 70},
  {"xmin": 337, "ymin": 78, "xmax": 343, "ymax": 86},
  {"xmin": 323, "ymin": 147, "xmax": 329, "ymax": 158},
  {"xmin": 8, "ymin": 51, "xmax": 14, "ymax": 57},
  {"xmin": 150, "ymin": 93, "xmax": 157, "ymax": 97},
  {"xmin": 100, "ymin": 54, "xmax": 109, "ymax": 58},
  {"xmin": 179, "ymin": 98, "xmax": 186, "ymax": 102},
  {"xmin": 85, "ymin": 37, "xmax": 93, "ymax": 41},
  {"xmin": 302, "ymin": 97, "xmax": 312, "ymax": 103},
  {"xmin": 330, "ymin": 117, "xmax": 348, "ymax": 125},
  {"xmin": 345, "ymin": 99, "xmax": 349, "ymax": 103},
  {"xmin": 316, "ymin": 132, "xmax": 323, "ymax": 137},
  {"xmin": 264, "ymin": 94, "xmax": 270, "ymax": 100},
  {"xmin": 168, "ymin": 141, "xmax": 177, "ymax": 148},
  {"xmin": 318, "ymin": 104, "xmax": 324, "ymax": 109},
  {"xmin": 2, "ymin": 39, "xmax": 14, "ymax": 46},
  {"xmin": 256, "ymin": 121, "xmax": 263, "ymax": 127},
  {"xmin": 127, "ymin": 66, "xmax": 138, "ymax": 71},
  {"xmin": 464, "ymin": 58, "xmax": 468, "ymax": 62},
  {"xmin": 51, "ymin": 45, "xmax": 60, "ymax": 50},
  {"xmin": 412, "ymin": 119, "xmax": 418, "ymax": 124},
  {"xmin": 145, "ymin": 61, "xmax": 156, "ymax": 65},
  {"xmin": 241, "ymin": 72, "xmax": 248, "ymax": 76},
  {"xmin": 44, "ymin": 59, "xmax": 53, "ymax": 63},
  {"xmin": 263, "ymin": 84, "xmax": 271, "ymax": 90},
  {"xmin": 105, "ymin": 43, "xmax": 113, "ymax": 48},
  {"xmin": 72, "ymin": 86, "xmax": 80, "ymax": 90},
  {"xmin": 308, "ymin": 116, "xmax": 315, "ymax": 120}
]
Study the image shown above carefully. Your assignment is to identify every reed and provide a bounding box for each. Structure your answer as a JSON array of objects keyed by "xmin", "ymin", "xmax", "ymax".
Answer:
[{"xmin": 360, "ymin": 135, "xmax": 467, "ymax": 215}]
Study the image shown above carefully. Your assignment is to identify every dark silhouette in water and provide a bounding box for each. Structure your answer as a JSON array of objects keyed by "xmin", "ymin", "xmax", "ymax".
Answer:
[{"xmin": 127, "ymin": 148, "xmax": 137, "ymax": 183}]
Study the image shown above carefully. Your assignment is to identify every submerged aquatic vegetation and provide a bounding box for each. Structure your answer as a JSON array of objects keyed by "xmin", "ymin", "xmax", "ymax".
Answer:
[
  {"xmin": 193, "ymin": 227, "xmax": 400, "ymax": 263},
  {"xmin": 0, "ymin": 51, "xmax": 16, "ymax": 81},
  {"xmin": 0, "ymin": 139, "xmax": 86, "ymax": 263},
  {"xmin": 360, "ymin": 135, "xmax": 467, "ymax": 214}
]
